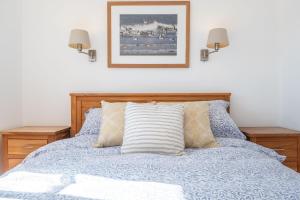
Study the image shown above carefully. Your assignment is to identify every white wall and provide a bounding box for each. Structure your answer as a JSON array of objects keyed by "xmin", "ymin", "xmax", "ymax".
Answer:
[
  {"xmin": 279, "ymin": 0, "xmax": 300, "ymax": 130},
  {"xmin": 0, "ymin": 0, "xmax": 298, "ymax": 173},
  {"xmin": 0, "ymin": 0, "xmax": 22, "ymax": 170},
  {"xmin": 1, "ymin": 0, "xmax": 298, "ymax": 133},
  {"xmin": 21, "ymin": 0, "xmax": 282, "ymax": 127}
]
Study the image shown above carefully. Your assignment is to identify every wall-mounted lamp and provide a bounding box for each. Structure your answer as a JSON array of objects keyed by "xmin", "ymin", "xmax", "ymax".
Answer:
[
  {"xmin": 68, "ymin": 29, "xmax": 97, "ymax": 62},
  {"xmin": 201, "ymin": 28, "xmax": 229, "ymax": 61}
]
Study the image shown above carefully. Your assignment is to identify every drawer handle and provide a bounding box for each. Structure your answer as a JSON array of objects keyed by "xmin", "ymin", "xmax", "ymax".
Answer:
[
  {"xmin": 274, "ymin": 148, "xmax": 285, "ymax": 151},
  {"xmin": 23, "ymin": 145, "xmax": 35, "ymax": 149}
]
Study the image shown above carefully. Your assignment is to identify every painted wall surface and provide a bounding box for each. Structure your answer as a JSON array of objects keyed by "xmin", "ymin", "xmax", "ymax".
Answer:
[
  {"xmin": 0, "ymin": 0, "xmax": 22, "ymax": 170},
  {"xmin": 279, "ymin": 0, "xmax": 300, "ymax": 130},
  {"xmin": 21, "ymin": 0, "xmax": 281, "ymax": 128},
  {"xmin": 0, "ymin": 0, "xmax": 299, "ymax": 174}
]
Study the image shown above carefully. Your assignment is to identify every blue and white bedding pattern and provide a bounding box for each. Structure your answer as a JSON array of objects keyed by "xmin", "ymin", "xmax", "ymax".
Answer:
[{"xmin": 0, "ymin": 135, "xmax": 299, "ymax": 200}]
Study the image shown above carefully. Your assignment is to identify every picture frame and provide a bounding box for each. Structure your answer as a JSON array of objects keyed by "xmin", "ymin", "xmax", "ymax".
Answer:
[{"xmin": 107, "ymin": 1, "xmax": 190, "ymax": 68}]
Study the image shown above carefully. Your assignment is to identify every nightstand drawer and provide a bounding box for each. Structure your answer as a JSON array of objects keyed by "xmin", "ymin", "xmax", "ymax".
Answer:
[
  {"xmin": 241, "ymin": 127, "xmax": 300, "ymax": 172},
  {"xmin": 55, "ymin": 132, "xmax": 70, "ymax": 140},
  {"xmin": 283, "ymin": 161, "xmax": 298, "ymax": 171},
  {"xmin": 8, "ymin": 159, "xmax": 23, "ymax": 169},
  {"xmin": 255, "ymin": 137, "xmax": 298, "ymax": 161},
  {"xmin": 1, "ymin": 126, "xmax": 70, "ymax": 172},
  {"xmin": 8, "ymin": 139, "xmax": 48, "ymax": 155}
]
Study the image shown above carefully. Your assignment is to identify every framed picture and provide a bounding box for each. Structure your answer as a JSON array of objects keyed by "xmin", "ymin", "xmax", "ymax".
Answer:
[{"xmin": 107, "ymin": 1, "xmax": 190, "ymax": 68}]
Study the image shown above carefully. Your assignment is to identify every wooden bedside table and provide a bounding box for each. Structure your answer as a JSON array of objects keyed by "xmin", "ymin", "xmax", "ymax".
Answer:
[
  {"xmin": 1, "ymin": 126, "xmax": 70, "ymax": 172},
  {"xmin": 240, "ymin": 127, "xmax": 300, "ymax": 172}
]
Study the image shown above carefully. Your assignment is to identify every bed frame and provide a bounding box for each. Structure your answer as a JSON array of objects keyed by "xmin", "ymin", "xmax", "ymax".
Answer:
[{"xmin": 70, "ymin": 93, "xmax": 231, "ymax": 137}]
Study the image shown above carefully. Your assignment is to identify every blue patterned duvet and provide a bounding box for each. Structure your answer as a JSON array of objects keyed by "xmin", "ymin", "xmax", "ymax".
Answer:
[{"xmin": 0, "ymin": 135, "xmax": 300, "ymax": 200}]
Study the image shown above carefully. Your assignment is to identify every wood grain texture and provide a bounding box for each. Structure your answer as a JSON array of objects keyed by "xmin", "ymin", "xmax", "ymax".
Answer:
[
  {"xmin": 1, "ymin": 126, "xmax": 70, "ymax": 172},
  {"xmin": 255, "ymin": 138, "xmax": 298, "ymax": 161},
  {"xmin": 1, "ymin": 126, "xmax": 70, "ymax": 135},
  {"xmin": 241, "ymin": 127, "xmax": 300, "ymax": 172},
  {"xmin": 298, "ymin": 136, "xmax": 300, "ymax": 173},
  {"xmin": 107, "ymin": 1, "xmax": 190, "ymax": 68},
  {"xmin": 2, "ymin": 135, "xmax": 8, "ymax": 172},
  {"xmin": 70, "ymin": 92, "xmax": 231, "ymax": 136},
  {"xmin": 8, "ymin": 159, "xmax": 23, "ymax": 169},
  {"xmin": 8, "ymin": 139, "xmax": 47, "ymax": 155},
  {"xmin": 284, "ymin": 161, "xmax": 298, "ymax": 171},
  {"xmin": 240, "ymin": 127, "xmax": 300, "ymax": 137}
]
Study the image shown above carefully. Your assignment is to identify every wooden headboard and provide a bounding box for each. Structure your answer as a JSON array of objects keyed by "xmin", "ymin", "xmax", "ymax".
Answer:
[{"xmin": 70, "ymin": 93, "xmax": 231, "ymax": 137}]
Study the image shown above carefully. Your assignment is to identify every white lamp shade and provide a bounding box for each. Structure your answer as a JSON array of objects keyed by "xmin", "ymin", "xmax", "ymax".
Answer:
[
  {"xmin": 207, "ymin": 28, "xmax": 229, "ymax": 49},
  {"xmin": 69, "ymin": 29, "xmax": 91, "ymax": 49}
]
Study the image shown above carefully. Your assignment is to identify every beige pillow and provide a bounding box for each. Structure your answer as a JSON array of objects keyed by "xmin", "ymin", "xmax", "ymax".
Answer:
[
  {"xmin": 159, "ymin": 101, "xmax": 218, "ymax": 148},
  {"xmin": 95, "ymin": 101, "xmax": 126, "ymax": 147},
  {"xmin": 95, "ymin": 101, "xmax": 155, "ymax": 147}
]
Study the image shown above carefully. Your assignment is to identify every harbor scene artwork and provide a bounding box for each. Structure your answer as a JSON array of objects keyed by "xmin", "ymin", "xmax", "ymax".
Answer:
[{"xmin": 120, "ymin": 14, "xmax": 178, "ymax": 56}]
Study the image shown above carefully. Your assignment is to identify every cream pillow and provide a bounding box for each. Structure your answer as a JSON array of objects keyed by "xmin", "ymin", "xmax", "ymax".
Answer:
[
  {"xmin": 95, "ymin": 101, "xmax": 126, "ymax": 147},
  {"xmin": 159, "ymin": 101, "xmax": 218, "ymax": 148},
  {"xmin": 95, "ymin": 101, "xmax": 154, "ymax": 147}
]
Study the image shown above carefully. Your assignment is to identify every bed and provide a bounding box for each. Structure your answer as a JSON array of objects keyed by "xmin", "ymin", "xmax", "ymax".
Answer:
[{"xmin": 0, "ymin": 93, "xmax": 299, "ymax": 200}]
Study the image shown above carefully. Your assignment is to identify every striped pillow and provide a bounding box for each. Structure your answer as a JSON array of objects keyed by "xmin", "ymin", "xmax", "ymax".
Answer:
[{"xmin": 121, "ymin": 103, "xmax": 185, "ymax": 155}]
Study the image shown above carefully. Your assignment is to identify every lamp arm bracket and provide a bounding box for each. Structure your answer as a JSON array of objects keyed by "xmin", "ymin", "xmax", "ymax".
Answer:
[
  {"xmin": 80, "ymin": 51, "xmax": 89, "ymax": 55},
  {"xmin": 78, "ymin": 49, "xmax": 89, "ymax": 55},
  {"xmin": 208, "ymin": 50, "xmax": 219, "ymax": 54}
]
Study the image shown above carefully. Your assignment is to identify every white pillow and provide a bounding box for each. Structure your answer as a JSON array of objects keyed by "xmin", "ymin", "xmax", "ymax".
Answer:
[{"xmin": 121, "ymin": 103, "xmax": 185, "ymax": 155}]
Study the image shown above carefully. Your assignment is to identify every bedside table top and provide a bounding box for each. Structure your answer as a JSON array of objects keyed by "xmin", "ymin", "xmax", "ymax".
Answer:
[
  {"xmin": 0, "ymin": 126, "xmax": 70, "ymax": 135},
  {"xmin": 240, "ymin": 127, "xmax": 300, "ymax": 137}
]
